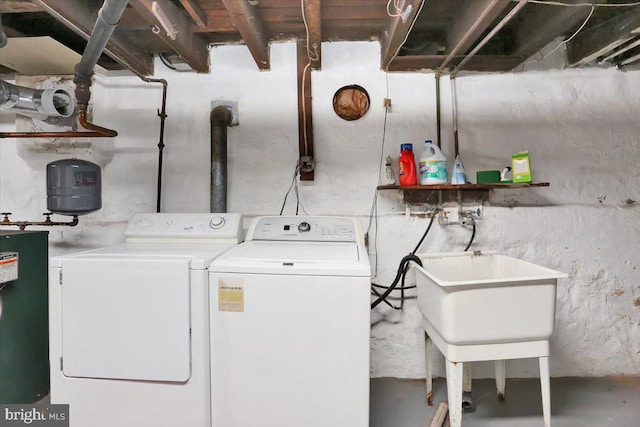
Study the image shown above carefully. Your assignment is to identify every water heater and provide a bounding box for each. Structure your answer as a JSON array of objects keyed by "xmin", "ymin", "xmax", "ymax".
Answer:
[{"xmin": 46, "ymin": 159, "xmax": 101, "ymax": 216}]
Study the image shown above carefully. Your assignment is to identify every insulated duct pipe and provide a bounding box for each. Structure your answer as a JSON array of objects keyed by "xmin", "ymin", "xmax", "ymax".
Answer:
[
  {"xmin": 210, "ymin": 106, "xmax": 232, "ymax": 213},
  {"xmin": 0, "ymin": 80, "xmax": 75, "ymax": 119}
]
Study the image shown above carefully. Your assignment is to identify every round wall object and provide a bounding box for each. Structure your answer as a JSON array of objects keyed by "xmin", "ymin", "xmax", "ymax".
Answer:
[{"xmin": 332, "ymin": 85, "xmax": 370, "ymax": 121}]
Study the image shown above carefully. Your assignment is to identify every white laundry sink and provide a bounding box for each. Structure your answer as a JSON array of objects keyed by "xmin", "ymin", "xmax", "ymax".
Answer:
[{"xmin": 415, "ymin": 251, "xmax": 567, "ymax": 346}]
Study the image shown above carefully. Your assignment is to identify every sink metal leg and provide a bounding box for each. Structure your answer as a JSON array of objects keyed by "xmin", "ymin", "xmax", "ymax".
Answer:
[
  {"xmin": 445, "ymin": 359, "xmax": 463, "ymax": 427},
  {"xmin": 539, "ymin": 356, "xmax": 551, "ymax": 427},
  {"xmin": 425, "ymin": 332, "xmax": 433, "ymax": 406},
  {"xmin": 495, "ymin": 360, "xmax": 506, "ymax": 401},
  {"xmin": 462, "ymin": 363, "xmax": 474, "ymax": 411}
]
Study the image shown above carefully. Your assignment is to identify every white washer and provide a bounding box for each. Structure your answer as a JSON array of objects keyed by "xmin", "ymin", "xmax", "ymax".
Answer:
[
  {"xmin": 209, "ymin": 216, "xmax": 371, "ymax": 427},
  {"xmin": 49, "ymin": 213, "xmax": 243, "ymax": 427}
]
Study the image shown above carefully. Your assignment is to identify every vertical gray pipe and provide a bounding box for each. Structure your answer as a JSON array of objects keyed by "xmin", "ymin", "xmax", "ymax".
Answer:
[
  {"xmin": 74, "ymin": 0, "xmax": 129, "ymax": 84},
  {"xmin": 210, "ymin": 106, "xmax": 232, "ymax": 213}
]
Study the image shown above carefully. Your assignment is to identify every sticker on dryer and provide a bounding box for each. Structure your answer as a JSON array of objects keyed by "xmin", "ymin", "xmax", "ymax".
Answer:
[{"xmin": 218, "ymin": 278, "xmax": 244, "ymax": 312}]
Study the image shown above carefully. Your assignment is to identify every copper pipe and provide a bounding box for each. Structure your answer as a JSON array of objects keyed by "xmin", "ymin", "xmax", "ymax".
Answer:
[
  {"xmin": 0, "ymin": 110, "xmax": 118, "ymax": 139},
  {"xmin": 0, "ymin": 212, "xmax": 79, "ymax": 230},
  {"xmin": 78, "ymin": 110, "xmax": 118, "ymax": 137}
]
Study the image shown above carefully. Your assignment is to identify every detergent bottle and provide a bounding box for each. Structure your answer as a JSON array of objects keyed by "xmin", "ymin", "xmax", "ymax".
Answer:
[
  {"xmin": 418, "ymin": 140, "xmax": 448, "ymax": 185},
  {"xmin": 398, "ymin": 144, "xmax": 417, "ymax": 186}
]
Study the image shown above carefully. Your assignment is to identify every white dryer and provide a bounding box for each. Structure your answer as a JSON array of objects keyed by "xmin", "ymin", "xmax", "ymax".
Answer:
[
  {"xmin": 49, "ymin": 213, "xmax": 242, "ymax": 427},
  {"xmin": 209, "ymin": 216, "xmax": 371, "ymax": 427}
]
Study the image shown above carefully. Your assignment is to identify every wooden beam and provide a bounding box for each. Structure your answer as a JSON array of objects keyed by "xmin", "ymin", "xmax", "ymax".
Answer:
[
  {"xmin": 380, "ymin": 0, "xmax": 423, "ymax": 69},
  {"xmin": 387, "ymin": 54, "xmax": 524, "ymax": 72},
  {"xmin": 444, "ymin": 0, "xmax": 512, "ymax": 55},
  {"xmin": 297, "ymin": 40, "xmax": 314, "ymax": 181},
  {"xmin": 179, "ymin": 0, "xmax": 207, "ymax": 30},
  {"xmin": 37, "ymin": 0, "xmax": 154, "ymax": 76},
  {"xmin": 221, "ymin": 0, "xmax": 270, "ymax": 70},
  {"xmin": 510, "ymin": 0, "xmax": 596, "ymax": 59},
  {"xmin": 130, "ymin": 0, "xmax": 210, "ymax": 73},
  {"xmin": 302, "ymin": 0, "xmax": 322, "ymax": 70},
  {"xmin": 567, "ymin": 8, "xmax": 640, "ymax": 67},
  {"xmin": 0, "ymin": 0, "xmax": 42, "ymax": 13}
]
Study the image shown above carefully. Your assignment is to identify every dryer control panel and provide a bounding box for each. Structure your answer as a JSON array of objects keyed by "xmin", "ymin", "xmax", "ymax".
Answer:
[
  {"xmin": 124, "ymin": 213, "xmax": 243, "ymax": 243},
  {"xmin": 247, "ymin": 216, "xmax": 363, "ymax": 243}
]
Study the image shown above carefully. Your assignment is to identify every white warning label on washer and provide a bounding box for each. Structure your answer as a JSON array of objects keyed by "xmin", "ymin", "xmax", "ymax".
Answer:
[
  {"xmin": 218, "ymin": 278, "xmax": 244, "ymax": 312},
  {"xmin": 0, "ymin": 252, "xmax": 18, "ymax": 284}
]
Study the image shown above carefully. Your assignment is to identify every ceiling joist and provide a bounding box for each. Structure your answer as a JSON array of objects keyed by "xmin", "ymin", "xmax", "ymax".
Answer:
[
  {"xmin": 179, "ymin": 0, "xmax": 208, "ymax": 30},
  {"xmin": 388, "ymin": 54, "xmax": 524, "ymax": 72},
  {"xmin": 302, "ymin": 0, "xmax": 322, "ymax": 70},
  {"xmin": 37, "ymin": 0, "xmax": 154, "ymax": 76},
  {"xmin": 221, "ymin": 0, "xmax": 270, "ymax": 70},
  {"xmin": 130, "ymin": 0, "xmax": 210, "ymax": 73}
]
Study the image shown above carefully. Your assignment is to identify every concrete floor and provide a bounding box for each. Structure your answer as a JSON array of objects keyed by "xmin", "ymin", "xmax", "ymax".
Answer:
[{"xmin": 371, "ymin": 377, "xmax": 640, "ymax": 427}]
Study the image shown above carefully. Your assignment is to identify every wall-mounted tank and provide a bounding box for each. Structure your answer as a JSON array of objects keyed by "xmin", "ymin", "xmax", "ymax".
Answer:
[{"xmin": 47, "ymin": 159, "xmax": 101, "ymax": 216}]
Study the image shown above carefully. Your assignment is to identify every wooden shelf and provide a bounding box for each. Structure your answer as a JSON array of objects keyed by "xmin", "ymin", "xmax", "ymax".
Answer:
[
  {"xmin": 377, "ymin": 182, "xmax": 549, "ymax": 191},
  {"xmin": 377, "ymin": 182, "xmax": 550, "ymax": 204}
]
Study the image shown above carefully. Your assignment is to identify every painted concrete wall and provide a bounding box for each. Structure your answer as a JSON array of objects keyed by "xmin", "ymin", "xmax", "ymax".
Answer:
[{"xmin": 1, "ymin": 41, "xmax": 638, "ymax": 378}]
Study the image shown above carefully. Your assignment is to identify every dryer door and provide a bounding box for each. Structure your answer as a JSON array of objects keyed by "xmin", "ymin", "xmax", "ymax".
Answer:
[{"xmin": 60, "ymin": 256, "xmax": 191, "ymax": 382}]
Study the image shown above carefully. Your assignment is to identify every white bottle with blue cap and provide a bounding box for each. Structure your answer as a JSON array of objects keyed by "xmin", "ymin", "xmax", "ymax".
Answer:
[{"xmin": 418, "ymin": 140, "xmax": 448, "ymax": 185}]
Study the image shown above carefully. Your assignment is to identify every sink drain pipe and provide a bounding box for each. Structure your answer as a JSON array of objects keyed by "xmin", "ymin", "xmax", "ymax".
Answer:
[{"xmin": 210, "ymin": 106, "xmax": 233, "ymax": 213}]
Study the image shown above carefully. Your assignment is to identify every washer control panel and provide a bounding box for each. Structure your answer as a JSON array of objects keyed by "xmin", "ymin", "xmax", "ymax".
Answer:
[
  {"xmin": 248, "ymin": 216, "xmax": 361, "ymax": 242},
  {"xmin": 125, "ymin": 213, "xmax": 242, "ymax": 242}
]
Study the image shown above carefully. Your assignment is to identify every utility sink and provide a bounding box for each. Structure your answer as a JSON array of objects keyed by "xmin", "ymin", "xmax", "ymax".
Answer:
[
  {"xmin": 414, "ymin": 251, "xmax": 567, "ymax": 427},
  {"xmin": 415, "ymin": 251, "xmax": 567, "ymax": 348}
]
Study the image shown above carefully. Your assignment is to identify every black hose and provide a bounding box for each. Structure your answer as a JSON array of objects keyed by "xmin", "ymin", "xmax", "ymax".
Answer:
[
  {"xmin": 371, "ymin": 254, "xmax": 422, "ymax": 309},
  {"xmin": 370, "ymin": 213, "xmax": 437, "ymax": 309},
  {"xmin": 463, "ymin": 219, "xmax": 476, "ymax": 252}
]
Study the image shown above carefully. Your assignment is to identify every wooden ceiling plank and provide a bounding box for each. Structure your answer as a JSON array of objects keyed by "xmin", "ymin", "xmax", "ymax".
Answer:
[
  {"xmin": 445, "ymin": 0, "xmax": 512, "ymax": 54},
  {"xmin": 220, "ymin": 0, "xmax": 270, "ymax": 70},
  {"xmin": 567, "ymin": 8, "xmax": 640, "ymax": 67},
  {"xmin": 510, "ymin": 1, "xmax": 595, "ymax": 60},
  {"xmin": 619, "ymin": 50, "xmax": 640, "ymax": 66},
  {"xmin": 302, "ymin": 0, "xmax": 321, "ymax": 70},
  {"xmin": 179, "ymin": 0, "xmax": 208, "ymax": 30},
  {"xmin": 380, "ymin": 0, "xmax": 424, "ymax": 69},
  {"xmin": 130, "ymin": 0, "xmax": 210, "ymax": 73},
  {"xmin": 0, "ymin": 0, "xmax": 42, "ymax": 13},
  {"xmin": 439, "ymin": 0, "xmax": 512, "ymax": 70},
  {"xmin": 388, "ymin": 54, "xmax": 523, "ymax": 72},
  {"xmin": 37, "ymin": 0, "xmax": 154, "ymax": 76}
]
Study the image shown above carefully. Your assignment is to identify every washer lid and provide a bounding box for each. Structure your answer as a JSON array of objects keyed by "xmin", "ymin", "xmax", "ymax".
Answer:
[
  {"xmin": 210, "ymin": 241, "xmax": 371, "ymax": 276},
  {"xmin": 50, "ymin": 243, "xmax": 237, "ymax": 269}
]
